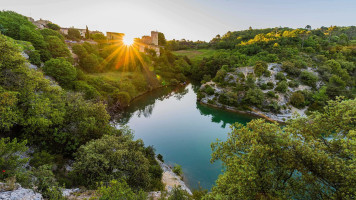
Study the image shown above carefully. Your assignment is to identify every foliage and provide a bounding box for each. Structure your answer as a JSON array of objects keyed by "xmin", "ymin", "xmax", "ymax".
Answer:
[
  {"xmin": 43, "ymin": 58, "xmax": 77, "ymax": 87},
  {"xmin": 208, "ymin": 98, "xmax": 356, "ymax": 199},
  {"xmin": 0, "ymin": 138, "xmax": 28, "ymax": 180},
  {"xmin": 72, "ymin": 134, "xmax": 154, "ymax": 190},
  {"xmin": 253, "ymin": 61, "xmax": 268, "ymax": 77},
  {"xmin": 289, "ymin": 91, "xmax": 305, "ymax": 108},
  {"xmin": 173, "ymin": 164, "xmax": 183, "ymax": 176},
  {"xmin": 168, "ymin": 186, "xmax": 193, "ymax": 200},
  {"xmin": 275, "ymin": 80, "xmax": 288, "ymax": 93},
  {"xmin": 67, "ymin": 28, "xmax": 81, "ymax": 41},
  {"xmin": 96, "ymin": 179, "xmax": 147, "ymax": 200},
  {"xmin": 300, "ymin": 71, "xmax": 318, "ymax": 87},
  {"xmin": 46, "ymin": 23, "xmax": 61, "ymax": 31}
]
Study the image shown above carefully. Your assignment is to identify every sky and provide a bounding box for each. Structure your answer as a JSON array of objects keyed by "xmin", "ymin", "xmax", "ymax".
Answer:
[{"xmin": 1, "ymin": 0, "xmax": 355, "ymax": 41}]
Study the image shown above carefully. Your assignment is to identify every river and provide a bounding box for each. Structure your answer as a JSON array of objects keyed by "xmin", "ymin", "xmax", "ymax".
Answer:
[{"xmin": 115, "ymin": 84, "xmax": 255, "ymax": 190}]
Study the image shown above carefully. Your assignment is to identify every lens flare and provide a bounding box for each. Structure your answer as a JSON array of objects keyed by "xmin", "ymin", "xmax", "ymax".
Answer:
[{"xmin": 123, "ymin": 35, "xmax": 134, "ymax": 46}]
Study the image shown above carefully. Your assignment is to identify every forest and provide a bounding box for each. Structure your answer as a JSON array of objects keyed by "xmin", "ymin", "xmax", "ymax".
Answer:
[{"xmin": 0, "ymin": 10, "xmax": 355, "ymax": 200}]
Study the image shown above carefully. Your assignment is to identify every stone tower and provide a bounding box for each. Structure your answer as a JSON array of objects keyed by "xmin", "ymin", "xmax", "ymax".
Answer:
[{"xmin": 151, "ymin": 31, "xmax": 159, "ymax": 46}]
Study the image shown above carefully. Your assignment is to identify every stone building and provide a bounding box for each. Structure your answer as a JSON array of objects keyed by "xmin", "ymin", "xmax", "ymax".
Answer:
[
  {"xmin": 27, "ymin": 17, "xmax": 52, "ymax": 29},
  {"xmin": 137, "ymin": 31, "xmax": 160, "ymax": 55},
  {"xmin": 60, "ymin": 28, "xmax": 87, "ymax": 38},
  {"xmin": 106, "ymin": 32, "xmax": 124, "ymax": 41}
]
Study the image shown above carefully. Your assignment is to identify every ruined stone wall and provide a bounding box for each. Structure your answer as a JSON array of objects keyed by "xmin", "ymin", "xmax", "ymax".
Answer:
[{"xmin": 151, "ymin": 31, "xmax": 159, "ymax": 46}]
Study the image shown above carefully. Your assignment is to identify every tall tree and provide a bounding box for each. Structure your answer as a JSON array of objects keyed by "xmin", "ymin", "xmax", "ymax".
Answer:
[
  {"xmin": 85, "ymin": 25, "xmax": 90, "ymax": 39},
  {"xmin": 206, "ymin": 98, "xmax": 356, "ymax": 199}
]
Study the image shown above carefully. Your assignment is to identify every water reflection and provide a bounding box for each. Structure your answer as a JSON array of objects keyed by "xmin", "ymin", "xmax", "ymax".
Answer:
[{"xmin": 115, "ymin": 84, "xmax": 255, "ymax": 189}]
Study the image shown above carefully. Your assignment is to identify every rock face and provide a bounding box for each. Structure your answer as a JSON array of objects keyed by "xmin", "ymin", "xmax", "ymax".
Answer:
[
  {"xmin": 156, "ymin": 159, "xmax": 192, "ymax": 195},
  {"xmin": 0, "ymin": 183, "xmax": 43, "ymax": 200},
  {"xmin": 200, "ymin": 63, "xmax": 315, "ymax": 122}
]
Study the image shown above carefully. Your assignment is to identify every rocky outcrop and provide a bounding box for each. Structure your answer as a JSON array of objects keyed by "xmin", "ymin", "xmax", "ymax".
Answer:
[
  {"xmin": 156, "ymin": 159, "xmax": 192, "ymax": 195},
  {"xmin": 0, "ymin": 183, "xmax": 43, "ymax": 200}
]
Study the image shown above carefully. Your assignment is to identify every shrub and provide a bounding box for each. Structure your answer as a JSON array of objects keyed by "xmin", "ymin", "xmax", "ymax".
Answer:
[
  {"xmin": 43, "ymin": 58, "xmax": 77, "ymax": 87},
  {"xmin": 281, "ymin": 61, "xmax": 301, "ymax": 77},
  {"xmin": 254, "ymin": 61, "xmax": 268, "ymax": 77},
  {"xmin": 289, "ymin": 92, "xmax": 305, "ymax": 108},
  {"xmin": 173, "ymin": 164, "xmax": 183, "ymax": 176},
  {"xmin": 288, "ymin": 80, "xmax": 299, "ymax": 88},
  {"xmin": 168, "ymin": 186, "xmax": 193, "ymax": 200},
  {"xmin": 275, "ymin": 81, "xmax": 288, "ymax": 93},
  {"xmin": 97, "ymin": 179, "xmax": 147, "ymax": 200},
  {"xmin": 0, "ymin": 138, "xmax": 28, "ymax": 180},
  {"xmin": 275, "ymin": 72, "xmax": 286, "ymax": 81},
  {"xmin": 32, "ymin": 165, "xmax": 59, "ymax": 198},
  {"xmin": 205, "ymin": 85, "xmax": 215, "ymax": 95},
  {"xmin": 112, "ymin": 91, "xmax": 131, "ymax": 107},
  {"xmin": 28, "ymin": 50, "xmax": 41, "ymax": 66},
  {"xmin": 300, "ymin": 71, "xmax": 318, "ymax": 87},
  {"xmin": 72, "ymin": 135, "xmax": 152, "ymax": 189},
  {"xmin": 157, "ymin": 154, "xmax": 164, "ymax": 162},
  {"xmin": 266, "ymin": 82, "xmax": 274, "ymax": 89},
  {"xmin": 29, "ymin": 151, "xmax": 55, "ymax": 168},
  {"xmin": 267, "ymin": 91, "xmax": 277, "ymax": 98}
]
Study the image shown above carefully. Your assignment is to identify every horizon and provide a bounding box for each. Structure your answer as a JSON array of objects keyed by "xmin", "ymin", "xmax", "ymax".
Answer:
[{"xmin": 2, "ymin": 0, "xmax": 356, "ymax": 41}]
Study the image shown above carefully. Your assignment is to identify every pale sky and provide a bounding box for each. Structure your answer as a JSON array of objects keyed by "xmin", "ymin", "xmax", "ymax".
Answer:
[{"xmin": 1, "ymin": 0, "xmax": 355, "ymax": 41}]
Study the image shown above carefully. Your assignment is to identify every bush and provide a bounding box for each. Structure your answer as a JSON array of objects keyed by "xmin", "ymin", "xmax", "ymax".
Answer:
[
  {"xmin": 168, "ymin": 186, "xmax": 193, "ymax": 200},
  {"xmin": 275, "ymin": 81, "xmax": 288, "ymax": 93},
  {"xmin": 112, "ymin": 91, "xmax": 131, "ymax": 107},
  {"xmin": 288, "ymin": 80, "xmax": 299, "ymax": 88},
  {"xmin": 96, "ymin": 179, "xmax": 147, "ymax": 200},
  {"xmin": 72, "ymin": 135, "xmax": 152, "ymax": 189},
  {"xmin": 157, "ymin": 154, "xmax": 164, "ymax": 162},
  {"xmin": 275, "ymin": 72, "xmax": 286, "ymax": 81},
  {"xmin": 281, "ymin": 61, "xmax": 301, "ymax": 77},
  {"xmin": 266, "ymin": 82, "xmax": 274, "ymax": 89},
  {"xmin": 254, "ymin": 61, "xmax": 268, "ymax": 77},
  {"xmin": 0, "ymin": 138, "xmax": 28, "ymax": 180},
  {"xmin": 289, "ymin": 92, "xmax": 305, "ymax": 108},
  {"xmin": 205, "ymin": 85, "xmax": 215, "ymax": 95},
  {"xmin": 32, "ymin": 165, "xmax": 59, "ymax": 198},
  {"xmin": 29, "ymin": 151, "xmax": 55, "ymax": 168},
  {"xmin": 173, "ymin": 164, "xmax": 183, "ymax": 176},
  {"xmin": 300, "ymin": 71, "xmax": 318, "ymax": 87},
  {"xmin": 267, "ymin": 91, "xmax": 277, "ymax": 98},
  {"xmin": 28, "ymin": 50, "xmax": 41, "ymax": 66},
  {"xmin": 243, "ymin": 88, "xmax": 264, "ymax": 107},
  {"xmin": 43, "ymin": 58, "xmax": 77, "ymax": 87},
  {"xmin": 46, "ymin": 23, "xmax": 60, "ymax": 31}
]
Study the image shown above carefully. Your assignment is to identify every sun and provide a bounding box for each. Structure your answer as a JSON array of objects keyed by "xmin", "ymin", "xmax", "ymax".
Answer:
[{"xmin": 123, "ymin": 35, "xmax": 134, "ymax": 46}]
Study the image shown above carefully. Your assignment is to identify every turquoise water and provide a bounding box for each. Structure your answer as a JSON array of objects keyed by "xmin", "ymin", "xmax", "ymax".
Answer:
[{"xmin": 116, "ymin": 84, "xmax": 255, "ymax": 190}]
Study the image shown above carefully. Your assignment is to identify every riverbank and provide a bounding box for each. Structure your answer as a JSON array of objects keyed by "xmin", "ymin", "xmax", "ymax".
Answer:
[{"xmin": 199, "ymin": 100, "xmax": 287, "ymax": 123}]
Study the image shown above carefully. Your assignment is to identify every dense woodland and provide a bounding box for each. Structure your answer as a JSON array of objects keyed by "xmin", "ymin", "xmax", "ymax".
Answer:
[{"xmin": 0, "ymin": 10, "xmax": 355, "ymax": 199}]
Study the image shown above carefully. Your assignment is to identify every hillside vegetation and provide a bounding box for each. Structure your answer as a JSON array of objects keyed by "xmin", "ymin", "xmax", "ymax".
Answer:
[{"xmin": 177, "ymin": 26, "xmax": 356, "ymax": 121}]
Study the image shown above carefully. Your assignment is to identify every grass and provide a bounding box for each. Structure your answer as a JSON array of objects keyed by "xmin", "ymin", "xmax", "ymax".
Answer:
[
  {"xmin": 173, "ymin": 49, "xmax": 216, "ymax": 62},
  {"xmin": 87, "ymin": 71, "xmax": 134, "ymax": 82}
]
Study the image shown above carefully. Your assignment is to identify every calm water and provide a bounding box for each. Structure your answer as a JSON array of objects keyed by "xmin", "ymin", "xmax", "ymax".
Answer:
[{"xmin": 116, "ymin": 84, "xmax": 254, "ymax": 190}]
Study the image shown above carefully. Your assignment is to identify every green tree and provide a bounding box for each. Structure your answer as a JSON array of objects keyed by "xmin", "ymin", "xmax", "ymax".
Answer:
[
  {"xmin": 289, "ymin": 91, "xmax": 305, "ymax": 108},
  {"xmin": 243, "ymin": 88, "xmax": 264, "ymax": 107},
  {"xmin": 275, "ymin": 80, "xmax": 288, "ymax": 93},
  {"xmin": 0, "ymin": 138, "xmax": 28, "ymax": 180},
  {"xmin": 46, "ymin": 36, "xmax": 71, "ymax": 59},
  {"xmin": 158, "ymin": 32, "xmax": 166, "ymax": 46},
  {"xmin": 43, "ymin": 58, "xmax": 77, "ymax": 87},
  {"xmin": 207, "ymin": 98, "xmax": 356, "ymax": 199},
  {"xmin": 253, "ymin": 61, "xmax": 268, "ymax": 77},
  {"xmin": 46, "ymin": 23, "xmax": 60, "ymax": 31},
  {"xmin": 85, "ymin": 25, "xmax": 90, "ymax": 39},
  {"xmin": 72, "ymin": 135, "xmax": 151, "ymax": 189},
  {"xmin": 97, "ymin": 179, "xmax": 147, "ymax": 200},
  {"xmin": 300, "ymin": 71, "xmax": 318, "ymax": 88},
  {"xmin": 67, "ymin": 28, "xmax": 81, "ymax": 41}
]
